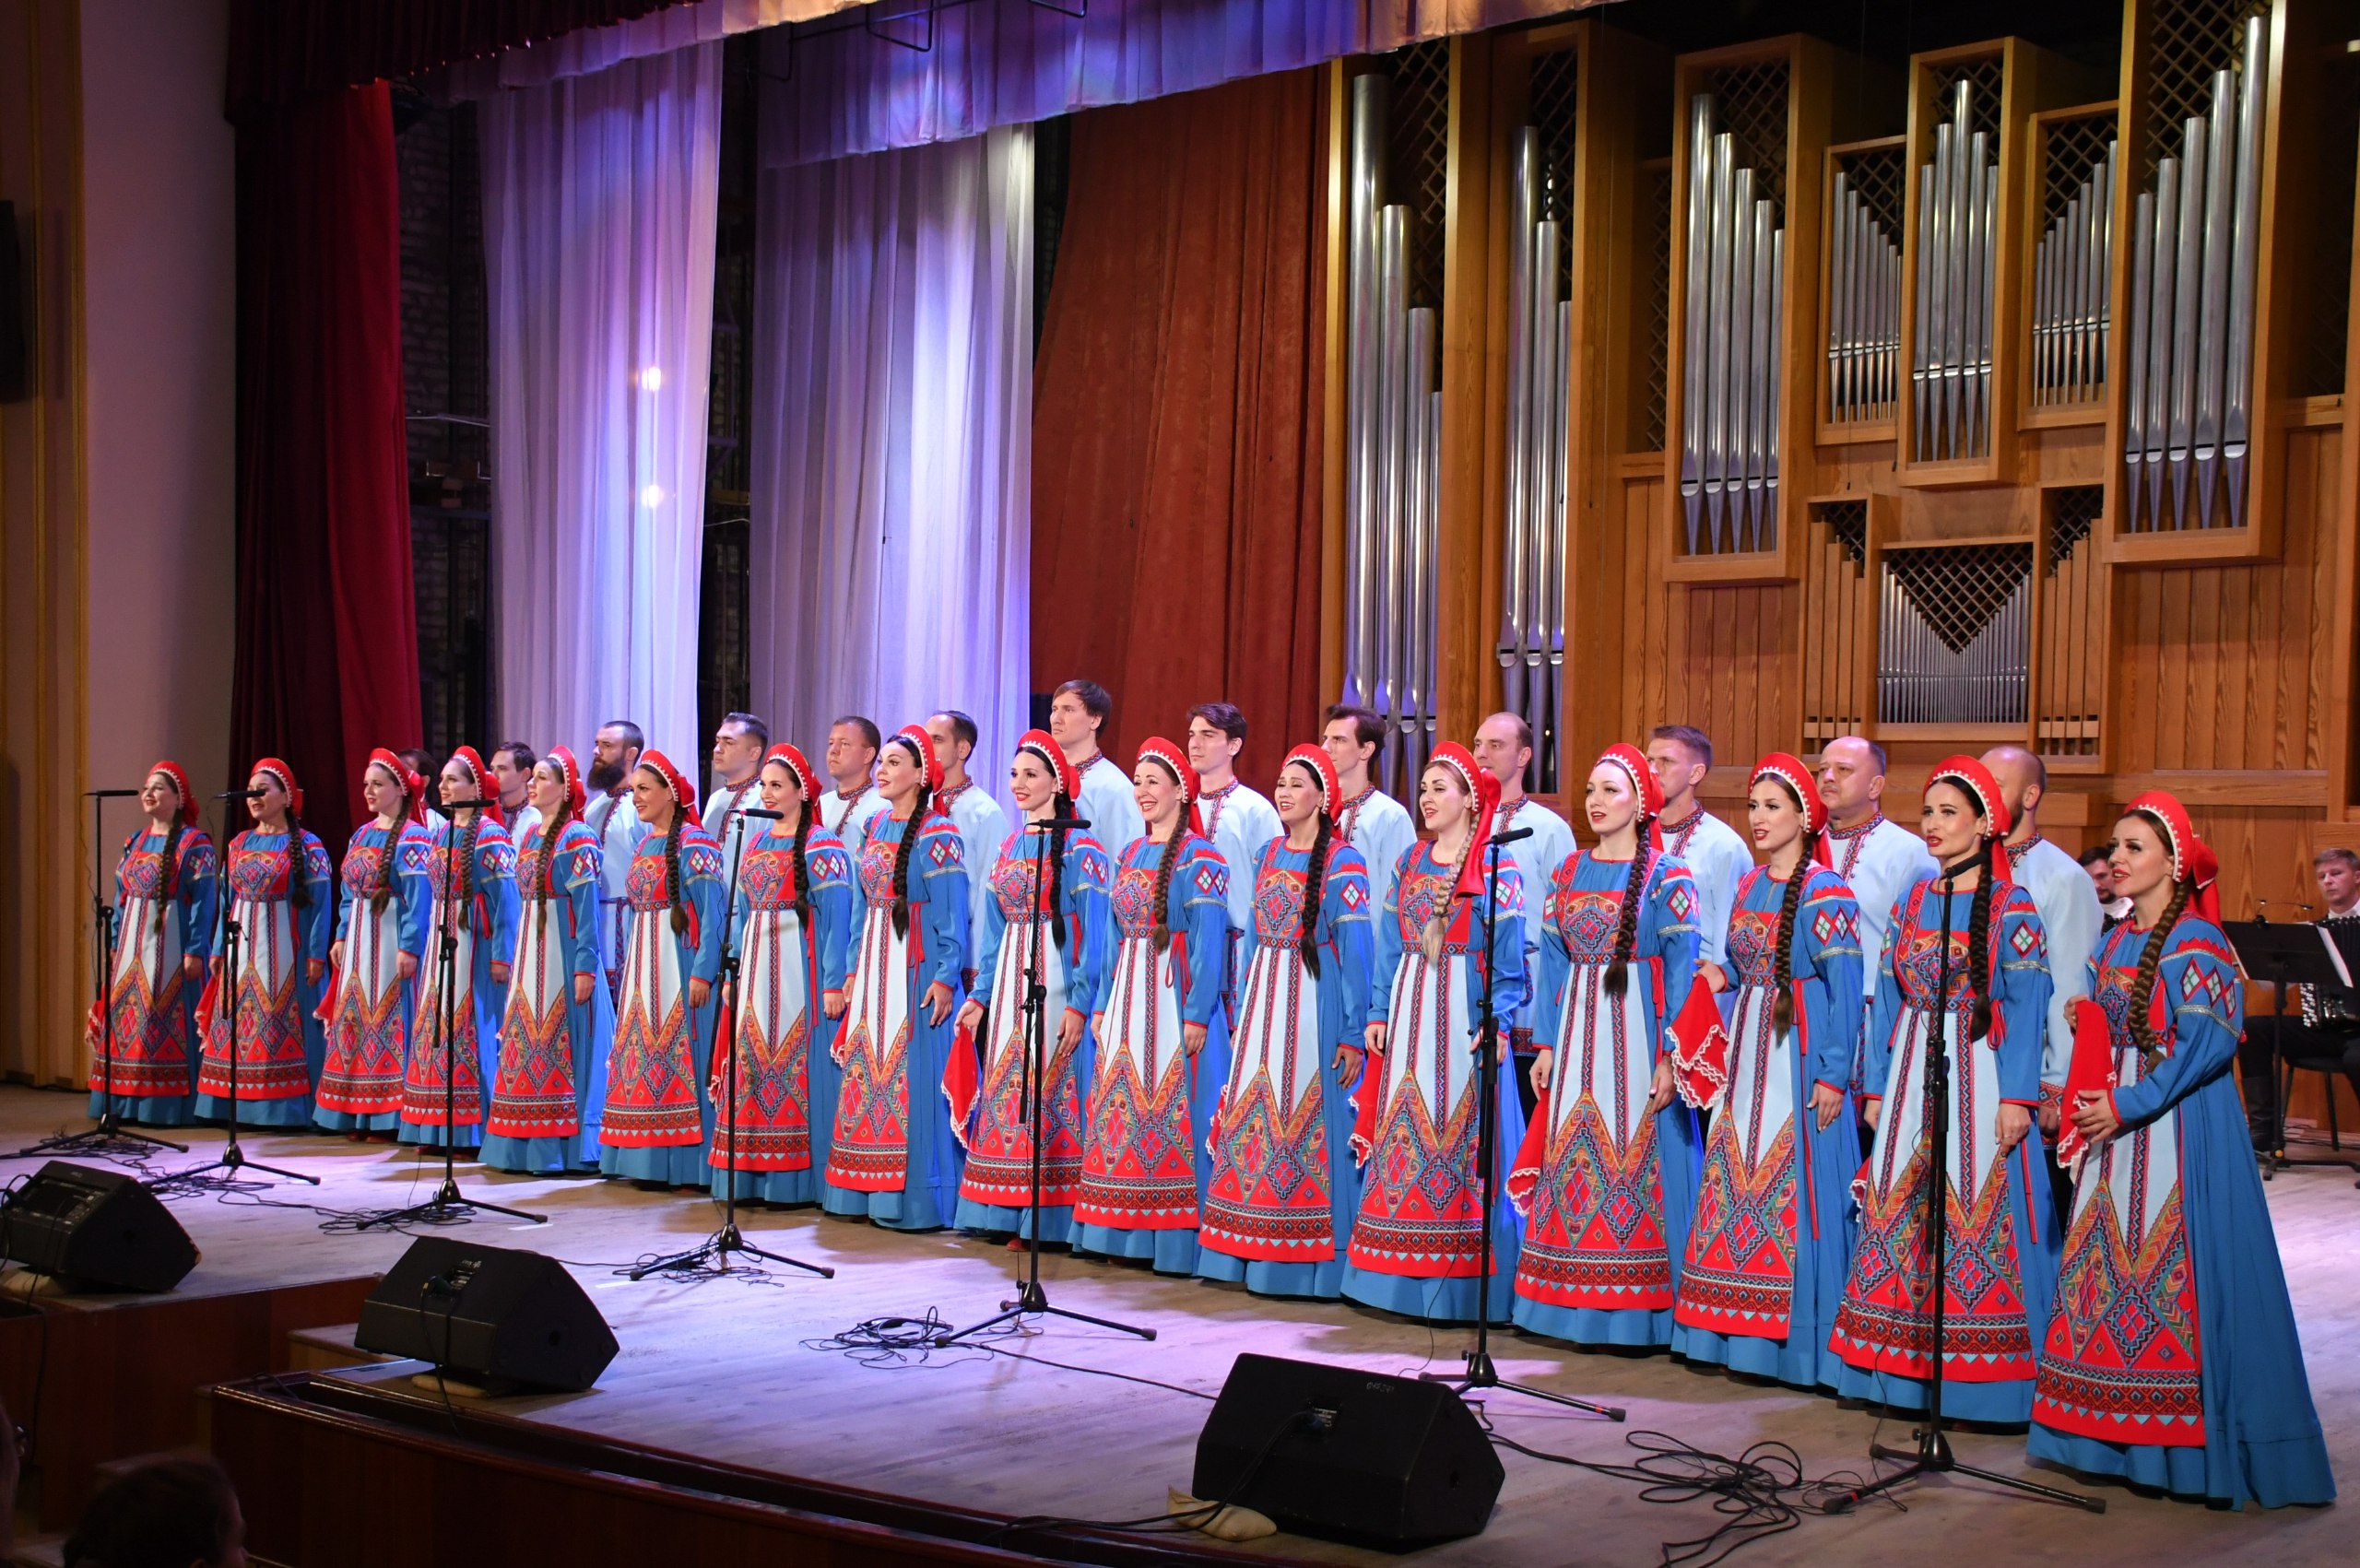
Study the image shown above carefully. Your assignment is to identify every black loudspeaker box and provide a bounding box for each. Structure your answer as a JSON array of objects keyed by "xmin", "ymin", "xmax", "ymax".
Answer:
[
  {"xmin": 0, "ymin": 1161, "xmax": 197, "ymax": 1292},
  {"xmin": 1193, "ymin": 1352, "xmax": 1503, "ymax": 1550},
  {"xmin": 357, "ymin": 1236, "xmax": 617, "ymax": 1393}
]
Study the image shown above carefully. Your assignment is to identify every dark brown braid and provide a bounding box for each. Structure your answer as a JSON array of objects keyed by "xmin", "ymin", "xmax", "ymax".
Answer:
[
  {"xmin": 663, "ymin": 814, "xmax": 688, "ymax": 936},
  {"xmin": 1770, "ymin": 824, "xmax": 1822, "ymax": 1033},
  {"xmin": 889, "ymin": 746, "xmax": 933, "ymax": 939},
  {"xmin": 1045, "ymin": 787, "xmax": 1072, "ymax": 949},
  {"xmin": 371, "ymin": 776, "xmax": 411, "ymax": 914},
  {"xmin": 2127, "ymin": 813, "xmax": 2194, "ymax": 1059},
  {"xmin": 1296, "ymin": 809, "xmax": 1334, "ymax": 980},
  {"xmin": 1602, "ymin": 829, "xmax": 1656, "ymax": 997},
  {"xmin": 1964, "ymin": 839, "xmax": 1996, "ymax": 1042},
  {"xmin": 1148, "ymin": 763, "xmax": 1189, "ymax": 953},
  {"xmin": 154, "ymin": 819, "xmax": 187, "ymax": 934},
  {"xmin": 453, "ymin": 808, "xmax": 481, "ymax": 939},
  {"xmin": 537, "ymin": 791, "xmax": 575, "ymax": 906},
  {"xmin": 281, "ymin": 803, "xmax": 313, "ymax": 913},
  {"xmin": 789, "ymin": 796, "xmax": 815, "ymax": 927}
]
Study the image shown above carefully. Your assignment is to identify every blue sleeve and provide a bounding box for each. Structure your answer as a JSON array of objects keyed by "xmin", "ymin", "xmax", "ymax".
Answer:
[
  {"xmin": 1489, "ymin": 864, "xmax": 1530, "ymax": 1028},
  {"xmin": 1066, "ymin": 841, "xmax": 1112, "ymax": 1019},
  {"xmin": 1864, "ymin": 895, "xmax": 1907, "ymax": 1100},
  {"xmin": 971, "ymin": 848, "xmax": 1009, "ymax": 998},
  {"xmin": 1996, "ymin": 893, "xmax": 2051, "ymax": 1104},
  {"xmin": 1533, "ymin": 864, "xmax": 1570, "ymax": 1051},
  {"xmin": 335, "ymin": 846, "xmax": 358, "ymax": 945},
  {"xmin": 478, "ymin": 831, "xmax": 520, "ymax": 970},
  {"xmin": 808, "ymin": 843, "xmax": 858, "ymax": 995},
  {"xmin": 562, "ymin": 835, "xmax": 603, "ymax": 980},
  {"xmin": 686, "ymin": 843, "xmax": 727, "ymax": 984},
  {"xmin": 1177, "ymin": 843, "xmax": 1230, "ymax": 1028},
  {"xmin": 396, "ymin": 834, "xmax": 431, "ymax": 959},
  {"xmin": 2111, "ymin": 934, "xmax": 2244, "ymax": 1126},
  {"xmin": 1642, "ymin": 862, "xmax": 1703, "ymax": 1061},
  {"xmin": 2038, "ymin": 862, "xmax": 2106, "ymax": 1089},
  {"xmin": 1799, "ymin": 878, "xmax": 1864, "ymax": 1092},
  {"xmin": 299, "ymin": 837, "xmax": 334, "ymax": 961},
  {"xmin": 180, "ymin": 838, "xmax": 219, "ymax": 962},
  {"xmin": 1326, "ymin": 849, "xmax": 1375, "ymax": 1041},
  {"xmin": 915, "ymin": 824, "xmax": 966, "ymax": 994},
  {"xmin": 1369, "ymin": 848, "xmax": 1410, "ymax": 1025}
]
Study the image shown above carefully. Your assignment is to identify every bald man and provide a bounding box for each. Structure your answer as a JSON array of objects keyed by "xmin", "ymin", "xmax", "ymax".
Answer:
[
  {"xmin": 1470, "ymin": 713, "xmax": 1575, "ymax": 1065},
  {"xmin": 1982, "ymin": 746, "xmax": 2102, "ymax": 1149},
  {"xmin": 1816, "ymin": 737, "xmax": 1937, "ymax": 1043}
]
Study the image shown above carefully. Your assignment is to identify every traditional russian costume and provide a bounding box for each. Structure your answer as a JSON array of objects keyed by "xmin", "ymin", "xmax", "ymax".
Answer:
[
  {"xmin": 937, "ymin": 778, "xmax": 1011, "ymax": 995},
  {"xmin": 2027, "ymin": 794, "xmax": 2333, "ymax": 1506},
  {"xmin": 1827, "ymin": 810, "xmax": 1939, "ymax": 1096},
  {"xmin": 1511, "ymin": 743, "xmax": 1704, "ymax": 1349},
  {"xmin": 1073, "ymin": 750, "xmax": 1145, "ymax": 862},
  {"xmin": 484, "ymin": 749, "xmax": 618, "ymax": 1173},
  {"xmin": 1493, "ymin": 796, "xmax": 1574, "ymax": 1055},
  {"xmin": 1662, "ymin": 803, "xmax": 1755, "ymax": 970},
  {"xmin": 708, "ymin": 745, "xmax": 860, "ymax": 1204},
  {"xmin": 316, "ymin": 752, "xmax": 433, "ymax": 1134},
  {"xmin": 403, "ymin": 752, "xmax": 520, "ymax": 1149},
  {"xmin": 1670, "ymin": 754, "xmax": 1863, "ymax": 1386},
  {"xmin": 195, "ymin": 760, "xmax": 332, "ymax": 1126},
  {"xmin": 823, "ymin": 726, "xmax": 971, "ymax": 1230},
  {"xmin": 599, "ymin": 752, "xmax": 726, "ymax": 1184},
  {"xmin": 1200, "ymin": 745, "xmax": 1375, "ymax": 1299},
  {"xmin": 952, "ymin": 733, "xmax": 1112, "ymax": 1242},
  {"xmin": 1342, "ymin": 744, "xmax": 1529, "ymax": 1323},
  {"xmin": 88, "ymin": 760, "xmax": 217, "ymax": 1126},
  {"xmin": 1832, "ymin": 757, "xmax": 2057, "ymax": 1421},
  {"xmin": 1200, "ymin": 776, "xmax": 1281, "ymax": 1012},
  {"xmin": 1074, "ymin": 738, "xmax": 1233, "ymax": 1273},
  {"xmin": 1336, "ymin": 782, "xmax": 1416, "ymax": 918}
]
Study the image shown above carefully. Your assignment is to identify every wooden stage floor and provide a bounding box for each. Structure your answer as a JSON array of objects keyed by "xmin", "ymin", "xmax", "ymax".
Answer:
[{"xmin": 2, "ymin": 1084, "xmax": 2347, "ymax": 1565}]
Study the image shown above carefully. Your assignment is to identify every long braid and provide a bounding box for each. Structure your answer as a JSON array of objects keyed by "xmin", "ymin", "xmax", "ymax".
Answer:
[
  {"xmin": 1046, "ymin": 789, "xmax": 1071, "ymax": 949},
  {"xmin": 371, "ymin": 791, "xmax": 410, "ymax": 914},
  {"xmin": 2128, "ymin": 876, "xmax": 2192, "ymax": 1060},
  {"xmin": 790, "ymin": 803, "xmax": 814, "ymax": 927},
  {"xmin": 155, "ymin": 819, "xmax": 186, "ymax": 934},
  {"xmin": 1602, "ymin": 832, "xmax": 1655, "ymax": 996},
  {"xmin": 1965, "ymin": 841, "xmax": 1996, "ymax": 1042},
  {"xmin": 1297, "ymin": 811, "xmax": 1334, "ymax": 980},
  {"xmin": 891, "ymin": 781, "xmax": 932, "ymax": 939},
  {"xmin": 537, "ymin": 795, "xmax": 574, "ymax": 906},
  {"xmin": 1770, "ymin": 828, "xmax": 1820, "ymax": 1033},
  {"xmin": 454, "ymin": 810, "xmax": 480, "ymax": 942},
  {"xmin": 1421, "ymin": 820, "xmax": 1476, "ymax": 964},
  {"xmin": 664, "ymin": 817, "xmax": 688, "ymax": 937},
  {"xmin": 1151, "ymin": 822, "xmax": 1186, "ymax": 954},
  {"xmin": 282, "ymin": 805, "xmax": 312, "ymax": 914}
]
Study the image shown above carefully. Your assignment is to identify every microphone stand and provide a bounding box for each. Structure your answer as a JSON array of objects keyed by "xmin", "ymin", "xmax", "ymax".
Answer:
[
  {"xmin": 18, "ymin": 792, "xmax": 188, "ymax": 1157},
  {"xmin": 632, "ymin": 808, "xmax": 830, "ymax": 1279},
  {"xmin": 361, "ymin": 805, "xmax": 543, "ymax": 1228},
  {"xmin": 1421, "ymin": 835, "xmax": 1622, "ymax": 1420},
  {"xmin": 1826, "ymin": 843, "xmax": 2099, "ymax": 1513},
  {"xmin": 943, "ymin": 814, "xmax": 1154, "ymax": 1344},
  {"xmin": 154, "ymin": 796, "xmax": 319, "ymax": 1189}
]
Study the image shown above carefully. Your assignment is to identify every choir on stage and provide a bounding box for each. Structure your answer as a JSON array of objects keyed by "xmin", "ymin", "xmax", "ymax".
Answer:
[{"xmin": 93, "ymin": 699, "xmax": 2334, "ymax": 1509}]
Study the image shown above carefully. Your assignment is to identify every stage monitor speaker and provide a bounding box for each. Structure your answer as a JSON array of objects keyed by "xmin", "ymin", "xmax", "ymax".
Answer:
[
  {"xmin": 1193, "ymin": 1352, "xmax": 1502, "ymax": 1550},
  {"xmin": 0, "ymin": 1161, "xmax": 197, "ymax": 1292},
  {"xmin": 357, "ymin": 1236, "xmax": 617, "ymax": 1393}
]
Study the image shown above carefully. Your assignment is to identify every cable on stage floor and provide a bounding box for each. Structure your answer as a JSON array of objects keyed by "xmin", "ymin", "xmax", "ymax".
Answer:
[{"xmin": 982, "ymin": 1407, "xmax": 1314, "ymax": 1547}]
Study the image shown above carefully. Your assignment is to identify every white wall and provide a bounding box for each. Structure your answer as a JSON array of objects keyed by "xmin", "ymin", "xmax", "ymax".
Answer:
[{"xmin": 77, "ymin": 0, "xmax": 236, "ymax": 810}]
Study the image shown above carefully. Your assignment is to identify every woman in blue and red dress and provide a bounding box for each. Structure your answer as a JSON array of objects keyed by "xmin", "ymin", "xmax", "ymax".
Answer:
[
  {"xmin": 1832, "ymin": 756, "xmax": 2056, "ymax": 1421},
  {"xmin": 88, "ymin": 760, "xmax": 218, "ymax": 1126},
  {"xmin": 484, "ymin": 747, "xmax": 616, "ymax": 1174},
  {"xmin": 1341, "ymin": 742, "xmax": 1528, "ymax": 1322},
  {"xmin": 601, "ymin": 750, "xmax": 726, "ymax": 1185},
  {"xmin": 952, "ymin": 730, "xmax": 1111, "ymax": 1243},
  {"xmin": 708, "ymin": 743, "xmax": 858, "ymax": 1206},
  {"xmin": 1670, "ymin": 753, "xmax": 1862, "ymax": 1388},
  {"xmin": 2027, "ymin": 793, "xmax": 2333, "ymax": 1506},
  {"xmin": 316, "ymin": 750, "xmax": 431, "ymax": 1139},
  {"xmin": 402, "ymin": 748, "xmax": 519, "ymax": 1150},
  {"xmin": 1511, "ymin": 742, "xmax": 1704, "ymax": 1349},
  {"xmin": 1198, "ymin": 744, "xmax": 1374, "ymax": 1300},
  {"xmin": 1074, "ymin": 737, "xmax": 1231, "ymax": 1274},
  {"xmin": 823, "ymin": 725, "xmax": 970, "ymax": 1230},
  {"xmin": 196, "ymin": 759, "xmax": 332, "ymax": 1126}
]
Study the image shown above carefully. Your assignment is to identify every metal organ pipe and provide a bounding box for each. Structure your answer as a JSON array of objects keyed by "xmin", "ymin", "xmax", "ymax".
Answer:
[{"xmin": 1678, "ymin": 94, "xmax": 1784, "ymax": 557}]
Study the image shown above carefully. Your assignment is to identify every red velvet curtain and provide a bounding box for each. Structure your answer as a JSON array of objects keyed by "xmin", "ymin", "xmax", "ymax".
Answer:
[
  {"xmin": 1031, "ymin": 69, "xmax": 1329, "ymax": 792},
  {"xmin": 230, "ymin": 81, "xmax": 421, "ymax": 854}
]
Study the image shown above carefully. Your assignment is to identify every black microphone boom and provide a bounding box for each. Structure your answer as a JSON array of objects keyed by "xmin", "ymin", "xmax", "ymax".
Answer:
[
  {"xmin": 215, "ymin": 788, "xmax": 266, "ymax": 799},
  {"xmin": 738, "ymin": 806, "xmax": 785, "ymax": 820},
  {"xmin": 1025, "ymin": 817, "xmax": 1092, "ymax": 831},
  {"xmin": 442, "ymin": 796, "xmax": 496, "ymax": 809},
  {"xmin": 1490, "ymin": 827, "xmax": 1535, "ymax": 845},
  {"xmin": 84, "ymin": 788, "xmax": 144, "ymax": 798}
]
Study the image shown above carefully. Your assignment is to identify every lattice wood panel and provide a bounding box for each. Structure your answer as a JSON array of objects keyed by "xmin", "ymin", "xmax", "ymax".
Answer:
[
  {"xmin": 1531, "ymin": 45, "xmax": 1580, "ymax": 296},
  {"xmin": 1641, "ymin": 163, "xmax": 1672, "ymax": 452},
  {"xmin": 2142, "ymin": 0, "xmax": 2272, "ymax": 183},
  {"xmin": 1705, "ymin": 60, "xmax": 1789, "ymax": 219},
  {"xmin": 1879, "ymin": 544, "xmax": 2034, "ymax": 725},
  {"xmin": 1387, "ymin": 40, "xmax": 1452, "ymax": 312}
]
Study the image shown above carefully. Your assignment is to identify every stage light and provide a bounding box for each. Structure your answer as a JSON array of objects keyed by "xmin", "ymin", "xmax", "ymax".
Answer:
[
  {"xmin": 640, "ymin": 483, "xmax": 666, "ymax": 509},
  {"xmin": 639, "ymin": 365, "xmax": 664, "ymax": 392}
]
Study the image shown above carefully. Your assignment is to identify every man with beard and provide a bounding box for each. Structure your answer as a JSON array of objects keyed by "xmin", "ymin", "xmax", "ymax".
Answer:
[{"xmin": 585, "ymin": 719, "xmax": 650, "ymax": 999}]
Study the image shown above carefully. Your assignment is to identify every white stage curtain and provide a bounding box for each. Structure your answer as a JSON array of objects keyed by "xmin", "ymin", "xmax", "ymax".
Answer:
[
  {"xmin": 482, "ymin": 42, "xmax": 723, "ymax": 766},
  {"xmin": 749, "ymin": 126, "xmax": 1032, "ymax": 784}
]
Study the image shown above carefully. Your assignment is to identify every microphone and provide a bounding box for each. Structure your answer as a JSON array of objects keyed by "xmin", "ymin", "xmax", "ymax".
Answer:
[
  {"xmin": 442, "ymin": 796, "xmax": 495, "ymax": 809},
  {"xmin": 1026, "ymin": 816, "xmax": 1092, "ymax": 831},
  {"xmin": 215, "ymin": 788, "xmax": 266, "ymax": 799},
  {"xmin": 1490, "ymin": 827, "xmax": 1535, "ymax": 845},
  {"xmin": 85, "ymin": 788, "xmax": 143, "ymax": 798},
  {"xmin": 2256, "ymin": 899, "xmax": 2317, "ymax": 925},
  {"xmin": 738, "ymin": 807, "xmax": 785, "ymax": 820}
]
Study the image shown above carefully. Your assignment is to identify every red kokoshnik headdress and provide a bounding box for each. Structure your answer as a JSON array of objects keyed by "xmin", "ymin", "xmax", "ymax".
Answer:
[
  {"xmin": 1594, "ymin": 742, "xmax": 1665, "ymax": 855},
  {"xmin": 148, "ymin": 760, "xmax": 201, "ymax": 828},
  {"xmin": 251, "ymin": 757, "xmax": 303, "ymax": 818},
  {"xmin": 1135, "ymin": 736, "xmax": 1203, "ymax": 837},
  {"xmin": 889, "ymin": 725, "xmax": 945, "ymax": 793},
  {"xmin": 545, "ymin": 746, "xmax": 589, "ymax": 818},
  {"xmin": 365, "ymin": 749, "xmax": 425, "ymax": 813},
  {"xmin": 761, "ymin": 742, "xmax": 822, "ymax": 808},
  {"xmin": 636, "ymin": 749, "xmax": 702, "ymax": 829},
  {"xmin": 1426, "ymin": 742, "xmax": 1501, "ymax": 899},
  {"xmin": 446, "ymin": 746, "xmax": 506, "ymax": 828},
  {"xmin": 1283, "ymin": 744, "xmax": 1344, "ymax": 820},
  {"xmin": 1925, "ymin": 754, "xmax": 2013, "ymax": 892},
  {"xmin": 1015, "ymin": 728, "xmax": 1082, "ymax": 803},
  {"xmin": 2125, "ymin": 789, "xmax": 2222, "ymax": 926},
  {"xmin": 1751, "ymin": 751, "xmax": 1833, "ymax": 871}
]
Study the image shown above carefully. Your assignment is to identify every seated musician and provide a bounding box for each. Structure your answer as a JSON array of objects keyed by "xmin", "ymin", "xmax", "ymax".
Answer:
[{"xmin": 2238, "ymin": 846, "xmax": 2360, "ymax": 1152}]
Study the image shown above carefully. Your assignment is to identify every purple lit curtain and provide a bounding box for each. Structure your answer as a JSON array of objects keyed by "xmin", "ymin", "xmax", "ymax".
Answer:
[
  {"xmin": 746, "ymin": 127, "xmax": 1033, "ymax": 774},
  {"xmin": 759, "ymin": 0, "xmax": 1611, "ymax": 167},
  {"xmin": 481, "ymin": 41, "xmax": 723, "ymax": 765}
]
